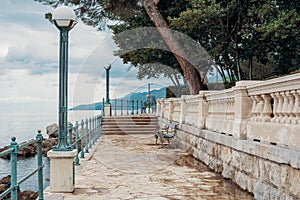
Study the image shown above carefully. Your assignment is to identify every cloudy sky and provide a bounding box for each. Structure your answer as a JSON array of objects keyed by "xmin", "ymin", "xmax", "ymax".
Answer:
[{"xmin": 0, "ymin": 0, "xmax": 172, "ymax": 113}]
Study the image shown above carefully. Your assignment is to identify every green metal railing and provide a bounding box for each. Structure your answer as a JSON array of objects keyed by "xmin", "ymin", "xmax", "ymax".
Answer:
[
  {"xmin": 0, "ymin": 114, "xmax": 102, "ymax": 200},
  {"xmin": 0, "ymin": 131, "xmax": 44, "ymax": 200},
  {"xmin": 103, "ymin": 99, "xmax": 157, "ymax": 116},
  {"xmin": 70, "ymin": 115, "xmax": 102, "ymax": 165}
]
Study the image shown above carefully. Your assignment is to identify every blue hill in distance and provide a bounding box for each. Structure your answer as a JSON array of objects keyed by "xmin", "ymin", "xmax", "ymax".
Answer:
[{"xmin": 70, "ymin": 87, "xmax": 166, "ymax": 110}]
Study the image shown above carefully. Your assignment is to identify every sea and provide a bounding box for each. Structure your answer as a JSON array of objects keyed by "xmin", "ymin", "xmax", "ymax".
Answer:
[{"xmin": 0, "ymin": 110, "xmax": 100, "ymax": 192}]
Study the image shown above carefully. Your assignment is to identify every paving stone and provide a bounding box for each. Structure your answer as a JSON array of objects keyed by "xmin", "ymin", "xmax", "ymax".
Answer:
[{"xmin": 43, "ymin": 134, "xmax": 253, "ymax": 199}]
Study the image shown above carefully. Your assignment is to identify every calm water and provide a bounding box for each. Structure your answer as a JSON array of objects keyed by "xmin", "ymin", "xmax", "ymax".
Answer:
[{"xmin": 0, "ymin": 110, "xmax": 100, "ymax": 192}]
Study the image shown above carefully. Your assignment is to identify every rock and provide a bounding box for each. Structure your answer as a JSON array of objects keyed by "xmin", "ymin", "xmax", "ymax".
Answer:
[
  {"xmin": 0, "ymin": 175, "xmax": 10, "ymax": 198},
  {"xmin": 0, "ymin": 175, "xmax": 38, "ymax": 200},
  {"xmin": 42, "ymin": 138, "xmax": 57, "ymax": 155},
  {"xmin": 18, "ymin": 190, "xmax": 38, "ymax": 200},
  {"xmin": 18, "ymin": 144, "xmax": 37, "ymax": 158},
  {"xmin": 46, "ymin": 123, "xmax": 58, "ymax": 139},
  {"xmin": 1, "ymin": 123, "xmax": 79, "ymax": 159}
]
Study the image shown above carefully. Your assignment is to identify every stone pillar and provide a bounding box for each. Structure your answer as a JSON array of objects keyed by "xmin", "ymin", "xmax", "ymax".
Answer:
[
  {"xmin": 179, "ymin": 96, "xmax": 187, "ymax": 124},
  {"xmin": 232, "ymin": 82, "xmax": 252, "ymax": 139},
  {"xmin": 168, "ymin": 99, "xmax": 174, "ymax": 121},
  {"xmin": 47, "ymin": 149, "xmax": 77, "ymax": 192},
  {"xmin": 197, "ymin": 91, "xmax": 209, "ymax": 129},
  {"xmin": 156, "ymin": 100, "xmax": 161, "ymax": 117}
]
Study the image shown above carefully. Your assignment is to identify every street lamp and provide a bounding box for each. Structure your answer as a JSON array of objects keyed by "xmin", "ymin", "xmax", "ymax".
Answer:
[
  {"xmin": 52, "ymin": 6, "xmax": 77, "ymax": 151},
  {"xmin": 104, "ymin": 63, "xmax": 111, "ymax": 104},
  {"xmin": 147, "ymin": 83, "xmax": 153, "ymax": 113}
]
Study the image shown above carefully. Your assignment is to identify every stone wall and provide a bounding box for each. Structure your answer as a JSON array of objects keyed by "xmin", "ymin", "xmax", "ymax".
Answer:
[{"xmin": 157, "ymin": 74, "xmax": 300, "ymax": 199}]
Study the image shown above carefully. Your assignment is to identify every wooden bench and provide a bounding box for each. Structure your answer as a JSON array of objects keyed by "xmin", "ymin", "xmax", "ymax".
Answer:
[{"xmin": 155, "ymin": 121, "xmax": 178, "ymax": 144}]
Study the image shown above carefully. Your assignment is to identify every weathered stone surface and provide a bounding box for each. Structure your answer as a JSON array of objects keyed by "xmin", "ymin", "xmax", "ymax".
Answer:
[
  {"xmin": 288, "ymin": 167, "xmax": 300, "ymax": 197},
  {"xmin": 172, "ymin": 124, "xmax": 300, "ymax": 200},
  {"xmin": 43, "ymin": 134, "xmax": 253, "ymax": 199}
]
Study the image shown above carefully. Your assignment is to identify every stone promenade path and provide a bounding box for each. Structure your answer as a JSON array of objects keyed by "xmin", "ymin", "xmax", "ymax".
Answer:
[{"xmin": 43, "ymin": 134, "xmax": 253, "ymax": 200}]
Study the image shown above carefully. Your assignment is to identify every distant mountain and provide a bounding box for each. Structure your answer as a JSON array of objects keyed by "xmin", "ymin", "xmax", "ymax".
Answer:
[
  {"xmin": 70, "ymin": 87, "xmax": 166, "ymax": 110},
  {"xmin": 69, "ymin": 102, "xmax": 103, "ymax": 111}
]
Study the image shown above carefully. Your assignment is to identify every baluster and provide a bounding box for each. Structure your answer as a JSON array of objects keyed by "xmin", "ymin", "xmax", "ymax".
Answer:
[
  {"xmin": 254, "ymin": 95, "xmax": 264, "ymax": 121},
  {"xmin": 262, "ymin": 94, "xmax": 272, "ymax": 122},
  {"xmin": 230, "ymin": 98, "xmax": 234, "ymax": 120},
  {"xmin": 292, "ymin": 90, "xmax": 300, "ymax": 124},
  {"xmin": 281, "ymin": 91, "xmax": 289, "ymax": 123},
  {"xmin": 275, "ymin": 92, "xmax": 284, "ymax": 123},
  {"xmin": 80, "ymin": 120, "xmax": 85, "ymax": 158},
  {"xmin": 226, "ymin": 99, "xmax": 230, "ymax": 120},
  {"xmin": 220, "ymin": 99, "xmax": 223, "ymax": 120},
  {"xmin": 286, "ymin": 91, "xmax": 295, "ymax": 124},
  {"xmin": 136, "ymin": 100, "xmax": 139, "ymax": 114},
  {"xmin": 270, "ymin": 93, "xmax": 278, "ymax": 122},
  {"xmin": 36, "ymin": 131, "xmax": 44, "ymax": 200},
  {"xmin": 10, "ymin": 137, "xmax": 18, "ymax": 200}
]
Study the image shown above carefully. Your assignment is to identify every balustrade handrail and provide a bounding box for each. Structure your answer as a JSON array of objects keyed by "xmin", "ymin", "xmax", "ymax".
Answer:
[
  {"xmin": 156, "ymin": 73, "xmax": 300, "ymax": 148},
  {"xmin": 0, "ymin": 131, "xmax": 44, "ymax": 200}
]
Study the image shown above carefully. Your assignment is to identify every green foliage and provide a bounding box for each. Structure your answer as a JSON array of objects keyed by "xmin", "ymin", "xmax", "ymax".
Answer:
[
  {"xmin": 170, "ymin": 0, "xmax": 300, "ymax": 81},
  {"xmin": 36, "ymin": 0, "xmax": 300, "ymax": 86}
]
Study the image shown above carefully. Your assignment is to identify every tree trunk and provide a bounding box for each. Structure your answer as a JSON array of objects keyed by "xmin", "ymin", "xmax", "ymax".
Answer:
[{"xmin": 142, "ymin": 0, "xmax": 205, "ymax": 95}]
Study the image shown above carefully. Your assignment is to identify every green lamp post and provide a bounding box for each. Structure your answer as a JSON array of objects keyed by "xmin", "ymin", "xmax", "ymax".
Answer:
[
  {"xmin": 104, "ymin": 63, "xmax": 111, "ymax": 104},
  {"xmin": 52, "ymin": 6, "xmax": 77, "ymax": 151}
]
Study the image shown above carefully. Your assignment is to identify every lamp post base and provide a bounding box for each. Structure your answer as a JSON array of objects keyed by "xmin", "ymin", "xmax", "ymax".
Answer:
[
  {"xmin": 47, "ymin": 149, "xmax": 77, "ymax": 192},
  {"xmin": 104, "ymin": 103, "xmax": 112, "ymax": 116}
]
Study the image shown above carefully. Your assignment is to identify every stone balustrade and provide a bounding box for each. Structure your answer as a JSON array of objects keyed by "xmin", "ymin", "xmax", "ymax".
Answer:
[{"xmin": 157, "ymin": 73, "xmax": 300, "ymax": 149}]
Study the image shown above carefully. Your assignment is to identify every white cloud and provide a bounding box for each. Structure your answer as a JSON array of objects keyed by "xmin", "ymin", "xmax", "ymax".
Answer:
[{"xmin": 0, "ymin": 0, "xmax": 173, "ymax": 112}]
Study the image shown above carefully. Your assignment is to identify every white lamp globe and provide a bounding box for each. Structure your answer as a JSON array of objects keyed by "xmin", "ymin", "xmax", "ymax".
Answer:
[
  {"xmin": 52, "ymin": 6, "xmax": 77, "ymax": 28},
  {"xmin": 104, "ymin": 63, "xmax": 112, "ymax": 70}
]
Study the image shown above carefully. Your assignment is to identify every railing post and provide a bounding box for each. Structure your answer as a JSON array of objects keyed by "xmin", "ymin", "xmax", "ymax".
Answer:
[
  {"xmin": 127, "ymin": 100, "xmax": 129, "ymax": 115},
  {"xmin": 93, "ymin": 117, "xmax": 96, "ymax": 145},
  {"xmin": 100, "ymin": 116, "xmax": 102, "ymax": 137},
  {"xmin": 94, "ymin": 116, "xmax": 97, "ymax": 141},
  {"xmin": 114, "ymin": 99, "xmax": 117, "ymax": 116},
  {"xmin": 141, "ymin": 101, "xmax": 144, "ymax": 114},
  {"xmin": 75, "ymin": 121, "xmax": 80, "ymax": 165},
  {"xmin": 136, "ymin": 101, "xmax": 139, "ymax": 114},
  {"xmin": 80, "ymin": 120, "xmax": 85, "ymax": 158},
  {"xmin": 102, "ymin": 98, "xmax": 105, "ymax": 116},
  {"xmin": 68, "ymin": 123, "xmax": 73, "ymax": 148},
  {"xmin": 232, "ymin": 82, "xmax": 252, "ymax": 139},
  {"xmin": 131, "ymin": 100, "xmax": 134, "ymax": 115},
  {"xmin": 89, "ymin": 117, "xmax": 92, "ymax": 148},
  {"xmin": 121, "ymin": 100, "xmax": 123, "ymax": 115},
  {"xmin": 10, "ymin": 137, "xmax": 18, "ymax": 200},
  {"xmin": 36, "ymin": 130, "xmax": 44, "ymax": 200},
  {"xmin": 95, "ymin": 116, "xmax": 99, "ymax": 140},
  {"xmin": 85, "ymin": 118, "xmax": 89, "ymax": 153}
]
